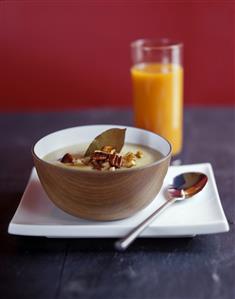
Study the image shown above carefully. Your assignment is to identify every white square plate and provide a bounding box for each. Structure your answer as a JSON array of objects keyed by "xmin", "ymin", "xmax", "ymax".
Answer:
[{"xmin": 8, "ymin": 163, "xmax": 229, "ymax": 238}]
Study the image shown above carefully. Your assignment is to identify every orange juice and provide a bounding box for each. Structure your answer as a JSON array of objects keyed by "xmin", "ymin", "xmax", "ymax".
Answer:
[{"xmin": 131, "ymin": 63, "xmax": 183, "ymax": 155}]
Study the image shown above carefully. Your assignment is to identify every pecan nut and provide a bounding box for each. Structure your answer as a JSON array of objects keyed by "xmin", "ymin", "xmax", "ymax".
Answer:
[
  {"xmin": 109, "ymin": 154, "xmax": 123, "ymax": 168},
  {"xmin": 91, "ymin": 151, "xmax": 109, "ymax": 161},
  {"xmin": 61, "ymin": 153, "xmax": 73, "ymax": 163},
  {"xmin": 91, "ymin": 160, "xmax": 103, "ymax": 170}
]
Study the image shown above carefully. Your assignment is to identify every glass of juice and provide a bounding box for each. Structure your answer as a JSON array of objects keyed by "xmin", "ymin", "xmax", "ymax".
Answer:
[{"xmin": 131, "ymin": 38, "xmax": 183, "ymax": 156}]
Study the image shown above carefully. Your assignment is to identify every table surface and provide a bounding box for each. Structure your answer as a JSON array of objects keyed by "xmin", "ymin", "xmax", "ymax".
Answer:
[{"xmin": 0, "ymin": 107, "xmax": 234, "ymax": 299}]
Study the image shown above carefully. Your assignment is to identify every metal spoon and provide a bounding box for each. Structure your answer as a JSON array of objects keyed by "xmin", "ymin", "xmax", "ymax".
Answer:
[{"xmin": 115, "ymin": 172, "xmax": 208, "ymax": 251}]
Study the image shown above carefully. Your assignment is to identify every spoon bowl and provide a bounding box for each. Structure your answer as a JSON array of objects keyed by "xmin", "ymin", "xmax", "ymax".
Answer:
[{"xmin": 168, "ymin": 172, "xmax": 208, "ymax": 200}]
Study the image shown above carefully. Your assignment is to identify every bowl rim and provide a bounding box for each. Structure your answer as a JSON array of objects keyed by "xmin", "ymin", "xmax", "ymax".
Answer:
[{"xmin": 32, "ymin": 124, "xmax": 172, "ymax": 174}]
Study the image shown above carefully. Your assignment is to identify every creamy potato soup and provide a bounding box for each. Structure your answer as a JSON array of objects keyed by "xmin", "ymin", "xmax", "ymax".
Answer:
[{"xmin": 44, "ymin": 143, "xmax": 164, "ymax": 171}]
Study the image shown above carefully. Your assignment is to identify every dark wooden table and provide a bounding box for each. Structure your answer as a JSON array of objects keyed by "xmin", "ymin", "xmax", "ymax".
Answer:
[{"xmin": 0, "ymin": 108, "xmax": 234, "ymax": 299}]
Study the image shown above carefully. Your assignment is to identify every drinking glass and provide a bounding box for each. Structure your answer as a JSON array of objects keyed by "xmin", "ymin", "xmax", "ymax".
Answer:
[{"xmin": 130, "ymin": 38, "xmax": 183, "ymax": 156}]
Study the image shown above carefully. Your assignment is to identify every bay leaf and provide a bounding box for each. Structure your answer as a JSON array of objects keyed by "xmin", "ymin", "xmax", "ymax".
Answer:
[{"xmin": 84, "ymin": 128, "xmax": 126, "ymax": 157}]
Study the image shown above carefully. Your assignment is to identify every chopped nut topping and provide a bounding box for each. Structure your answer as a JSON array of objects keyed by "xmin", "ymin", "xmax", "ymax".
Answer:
[
  {"xmin": 122, "ymin": 152, "xmax": 136, "ymax": 168},
  {"xmin": 90, "ymin": 151, "xmax": 110, "ymax": 170},
  {"xmin": 91, "ymin": 160, "xmax": 103, "ymax": 170},
  {"xmin": 135, "ymin": 150, "xmax": 143, "ymax": 159},
  {"xmin": 124, "ymin": 152, "xmax": 136, "ymax": 161},
  {"xmin": 91, "ymin": 151, "xmax": 109, "ymax": 161},
  {"xmin": 109, "ymin": 154, "xmax": 123, "ymax": 168},
  {"xmin": 125, "ymin": 159, "xmax": 136, "ymax": 168},
  {"xmin": 61, "ymin": 153, "xmax": 73, "ymax": 163},
  {"xmin": 59, "ymin": 145, "xmax": 143, "ymax": 171}
]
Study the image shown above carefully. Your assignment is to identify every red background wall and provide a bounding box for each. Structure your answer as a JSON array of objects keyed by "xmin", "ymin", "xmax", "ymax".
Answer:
[{"xmin": 0, "ymin": 1, "xmax": 234, "ymax": 111}]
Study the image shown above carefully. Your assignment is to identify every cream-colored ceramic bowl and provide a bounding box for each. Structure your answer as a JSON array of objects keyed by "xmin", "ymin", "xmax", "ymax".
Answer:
[{"xmin": 33, "ymin": 125, "xmax": 171, "ymax": 220}]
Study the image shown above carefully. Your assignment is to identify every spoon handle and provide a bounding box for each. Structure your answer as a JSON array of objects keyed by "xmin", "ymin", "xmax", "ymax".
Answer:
[{"xmin": 115, "ymin": 197, "xmax": 177, "ymax": 251}]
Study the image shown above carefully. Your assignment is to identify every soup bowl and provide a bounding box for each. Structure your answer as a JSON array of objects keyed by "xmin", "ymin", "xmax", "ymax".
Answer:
[{"xmin": 32, "ymin": 125, "xmax": 171, "ymax": 221}]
